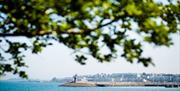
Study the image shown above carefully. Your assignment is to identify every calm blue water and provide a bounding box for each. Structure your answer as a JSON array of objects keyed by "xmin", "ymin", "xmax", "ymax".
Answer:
[{"xmin": 0, "ymin": 81, "xmax": 180, "ymax": 91}]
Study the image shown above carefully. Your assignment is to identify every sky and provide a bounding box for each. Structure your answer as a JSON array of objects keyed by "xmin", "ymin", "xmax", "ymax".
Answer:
[
  {"xmin": 2, "ymin": 0, "xmax": 180, "ymax": 80},
  {"xmin": 20, "ymin": 34, "xmax": 179, "ymax": 80}
]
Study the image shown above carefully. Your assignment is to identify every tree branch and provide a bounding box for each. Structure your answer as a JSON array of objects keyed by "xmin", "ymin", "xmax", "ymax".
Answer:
[
  {"xmin": 57, "ymin": 18, "xmax": 119, "ymax": 34},
  {"xmin": 0, "ymin": 33, "xmax": 32, "ymax": 37},
  {"xmin": 0, "ymin": 18, "xmax": 120, "ymax": 37},
  {"xmin": 0, "ymin": 32, "xmax": 49, "ymax": 37}
]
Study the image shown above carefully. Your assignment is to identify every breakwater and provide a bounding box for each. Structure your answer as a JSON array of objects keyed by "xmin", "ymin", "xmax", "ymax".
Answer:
[{"xmin": 61, "ymin": 81, "xmax": 180, "ymax": 88}]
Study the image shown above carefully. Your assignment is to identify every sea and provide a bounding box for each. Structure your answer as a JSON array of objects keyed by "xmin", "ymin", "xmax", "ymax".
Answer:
[{"xmin": 0, "ymin": 81, "xmax": 180, "ymax": 91}]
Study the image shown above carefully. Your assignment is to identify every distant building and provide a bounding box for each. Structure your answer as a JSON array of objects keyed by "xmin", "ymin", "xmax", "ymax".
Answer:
[
  {"xmin": 80, "ymin": 77, "xmax": 87, "ymax": 82},
  {"xmin": 111, "ymin": 78, "xmax": 115, "ymax": 82}
]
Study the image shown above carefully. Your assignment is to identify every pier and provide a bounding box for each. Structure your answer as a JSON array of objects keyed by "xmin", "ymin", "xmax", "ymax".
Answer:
[{"xmin": 61, "ymin": 81, "xmax": 180, "ymax": 88}]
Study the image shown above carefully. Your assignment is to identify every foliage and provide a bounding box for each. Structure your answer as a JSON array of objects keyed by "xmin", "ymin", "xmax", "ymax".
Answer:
[{"xmin": 0, "ymin": 0, "xmax": 179, "ymax": 78}]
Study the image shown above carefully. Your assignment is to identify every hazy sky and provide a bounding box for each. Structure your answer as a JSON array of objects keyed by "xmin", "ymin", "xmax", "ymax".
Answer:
[
  {"xmin": 2, "ymin": 0, "xmax": 180, "ymax": 80},
  {"xmin": 21, "ymin": 34, "xmax": 179, "ymax": 80}
]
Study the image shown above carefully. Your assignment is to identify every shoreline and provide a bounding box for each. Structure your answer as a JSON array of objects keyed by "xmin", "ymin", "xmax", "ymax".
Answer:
[{"xmin": 60, "ymin": 81, "xmax": 180, "ymax": 88}]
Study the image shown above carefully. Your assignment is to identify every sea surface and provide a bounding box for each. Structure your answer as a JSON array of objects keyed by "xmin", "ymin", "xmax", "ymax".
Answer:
[{"xmin": 0, "ymin": 81, "xmax": 180, "ymax": 91}]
